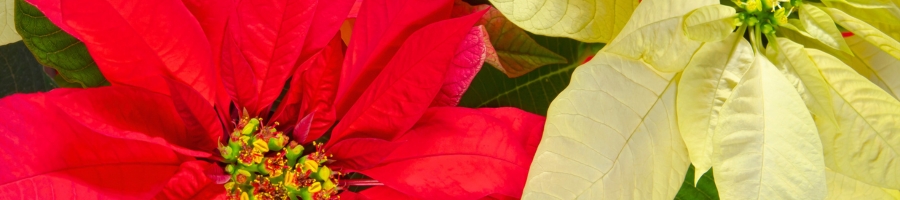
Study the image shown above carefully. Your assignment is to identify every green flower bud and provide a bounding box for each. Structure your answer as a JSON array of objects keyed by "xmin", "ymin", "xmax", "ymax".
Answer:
[
  {"xmin": 242, "ymin": 118, "xmax": 260, "ymax": 135},
  {"xmin": 313, "ymin": 166, "xmax": 332, "ymax": 181},
  {"xmin": 268, "ymin": 134, "xmax": 286, "ymax": 151},
  {"xmin": 286, "ymin": 143, "xmax": 304, "ymax": 167},
  {"xmin": 762, "ymin": 24, "xmax": 776, "ymax": 35},
  {"xmin": 226, "ymin": 164, "xmax": 235, "ymax": 174},
  {"xmin": 322, "ymin": 179, "xmax": 336, "ymax": 191}
]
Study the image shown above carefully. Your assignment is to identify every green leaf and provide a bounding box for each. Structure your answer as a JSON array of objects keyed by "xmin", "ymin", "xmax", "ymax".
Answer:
[
  {"xmin": 674, "ymin": 166, "xmax": 720, "ymax": 200},
  {"xmin": 682, "ymin": 4, "xmax": 738, "ymax": 42},
  {"xmin": 0, "ymin": 41, "xmax": 56, "ymax": 97},
  {"xmin": 459, "ymin": 35, "xmax": 602, "ymax": 115},
  {"xmin": 677, "ymin": 31, "xmax": 753, "ymax": 182},
  {"xmin": 799, "ymin": 4, "xmax": 853, "ymax": 54},
  {"xmin": 488, "ymin": 0, "xmax": 639, "ymax": 43},
  {"xmin": 1, "ymin": 0, "xmax": 21, "ymax": 45},
  {"xmin": 14, "ymin": 0, "xmax": 108, "ymax": 88},
  {"xmin": 711, "ymin": 53, "xmax": 826, "ymax": 199}
]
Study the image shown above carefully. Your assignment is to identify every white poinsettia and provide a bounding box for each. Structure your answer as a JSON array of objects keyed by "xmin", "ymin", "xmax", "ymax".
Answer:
[
  {"xmin": 499, "ymin": 0, "xmax": 900, "ymax": 198},
  {"xmin": 1, "ymin": 0, "xmax": 21, "ymax": 45}
]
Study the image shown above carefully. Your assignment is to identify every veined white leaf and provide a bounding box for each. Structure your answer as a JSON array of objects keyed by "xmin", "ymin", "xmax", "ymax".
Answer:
[
  {"xmin": 603, "ymin": 0, "xmax": 717, "ymax": 72},
  {"xmin": 822, "ymin": 0, "xmax": 900, "ymax": 26},
  {"xmin": 488, "ymin": 0, "xmax": 639, "ymax": 43},
  {"xmin": 523, "ymin": 51, "xmax": 688, "ymax": 199},
  {"xmin": 807, "ymin": 48, "xmax": 900, "ymax": 190},
  {"xmin": 769, "ymin": 38, "xmax": 843, "ymax": 172},
  {"xmin": 845, "ymin": 35, "xmax": 900, "ymax": 99},
  {"xmin": 682, "ymin": 4, "xmax": 738, "ymax": 42},
  {"xmin": 824, "ymin": 7, "xmax": 900, "ymax": 60},
  {"xmin": 799, "ymin": 4, "xmax": 853, "ymax": 54},
  {"xmin": 676, "ymin": 31, "xmax": 753, "ymax": 183},
  {"xmin": 1, "ymin": 0, "xmax": 21, "ymax": 45},
  {"xmin": 826, "ymin": 168, "xmax": 900, "ymax": 199},
  {"xmin": 712, "ymin": 54, "xmax": 827, "ymax": 200}
]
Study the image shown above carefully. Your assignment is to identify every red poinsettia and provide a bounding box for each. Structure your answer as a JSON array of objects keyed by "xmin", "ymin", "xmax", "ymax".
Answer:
[{"xmin": 0, "ymin": 0, "xmax": 545, "ymax": 199}]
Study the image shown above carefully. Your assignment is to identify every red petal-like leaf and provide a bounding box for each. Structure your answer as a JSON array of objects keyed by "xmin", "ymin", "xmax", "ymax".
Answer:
[
  {"xmin": 297, "ymin": 0, "xmax": 356, "ymax": 64},
  {"xmin": 154, "ymin": 161, "xmax": 226, "ymax": 200},
  {"xmin": 219, "ymin": 0, "xmax": 318, "ymax": 116},
  {"xmin": 335, "ymin": 0, "xmax": 455, "ymax": 117},
  {"xmin": 0, "ymin": 90, "xmax": 197, "ymax": 198},
  {"xmin": 180, "ymin": 0, "xmax": 237, "ymax": 67},
  {"xmin": 52, "ymin": 86, "xmax": 217, "ymax": 157},
  {"xmin": 271, "ymin": 35, "xmax": 343, "ymax": 142},
  {"xmin": 30, "ymin": 0, "xmax": 218, "ymax": 103},
  {"xmin": 430, "ymin": 25, "xmax": 487, "ymax": 107},
  {"xmin": 179, "ymin": 0, "xmax": 238, "ymax": 126},
  {"xmin": 450, "ymin": 1, "xmax": 568, "ymax": 78},
  {"xmin": 166, "ymin": 79, "xmax": 224, "ymax": 144},
  {"xmin": 350, "ymin": 186, "xmax": 417, "ymax": 200},
  {"xmin": 359, "ymin": 107, "xmax": 545, "ymax": 199},
  {"xmin": 291, "ymin": 112, "xmax": 315, "ymax": 143},
  {"xmin": 330, "ymin": 9, "xmax": 487, "ymax": 144},
  {"xmin": 327, "ymin": 138, "xmax": 398, "ymax": 171}
]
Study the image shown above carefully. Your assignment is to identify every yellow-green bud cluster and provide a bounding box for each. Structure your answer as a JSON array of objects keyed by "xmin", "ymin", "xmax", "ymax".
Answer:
[
  {"xmin": 735, "ymin": 0, "xmax": 801, "ymax": 35},
  {"xmin": 219, "ymin": 110, "xmax": 340, "ymax": 200}
]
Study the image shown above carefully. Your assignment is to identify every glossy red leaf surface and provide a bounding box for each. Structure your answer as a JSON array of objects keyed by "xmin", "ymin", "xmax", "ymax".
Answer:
[
  {"xmin": 154, "ymin": 161, "xmax": 226, "ymax": 200},
  {"xmin": 218, "ymin": 0, "xmax": 317, "ymax": 116},
  {"xmin": 218, "ymin": 0, "xmax": 353, "ymax": 117},
  {"xmin": 0, "ymin": 88, "xmax": 201, "ymax": 198},
  {"xmin": 166, "ymin": 79, "xmax": 224, "ymax": 144},
  {"xmin": 327, "ymin": 137, "xmax": 399, "ymax": 171},
  {"xmin": 272, "ymin": 35, "xmax": 344, "ymax": 142},
  {"xmin": 359, "ymin": 107, "xmax": 545, "ymax": 199},
  {"xmin": 51, "ymin": 86, "xmax": 218, "ymax": 157},
  {"xmin": 430, "ymin": 25, "xmax": 487, "ymax": 107},
  {"xmin": 330, "ymin": 9, "xmax": 487, "ymax": 144},
  {"xmin": 26, "ymin": 0, "xmax": 218, "ymax": 103},
  {"xmin": 335, "ymin": 0, "xmax": 455, "ymax": 117}
]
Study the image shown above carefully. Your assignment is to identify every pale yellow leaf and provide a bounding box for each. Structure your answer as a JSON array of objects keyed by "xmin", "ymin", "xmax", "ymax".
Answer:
[
  {"xmin": 826, "ymin": 168, "xmax": 900, "ymax": 200},
  {"xmin": 523, "ymin": 51, "xmax": 688, "ymax": 199},
  {"xmin": 487, "ymin": 0, "xmax": 639, "ymax": 43},
  {"xmin": 682, "ymin": 4, "xmax": 738, "ymax": 42},
  {"xmin": 800, "ymin": 4, "xmax": 853, "ymax": 54},
  {"xmin": 807, "ymin": 48, "xmax": 900, "ymax": 189},
  {"xmin": 0, "ymin": 0, "xmax": 21, "ymax": 46},
  {"xmin": 824, "ymin": 7, "xmax": 900, "ymax": 60},
  {"xmin": 768, "ymin": 38, "xmax": 843, "ymax": 173},
  {"xmin": 845, "ymin": 35, "xmax": 900, "ymax": 99},
  {"xmin": 822, "ymin": 0, "xmax": 900, "ymax": 25},
  {"xmin": 711, "ymin": 54, "xmax": 827, "ymax": 200},
  {"xmin": 603, "ymin": 0, "xmax": 717, "ymax": 72},
  {"xmin": 676, "ymin": 31, "xmax": 753, "ymax": 183}
]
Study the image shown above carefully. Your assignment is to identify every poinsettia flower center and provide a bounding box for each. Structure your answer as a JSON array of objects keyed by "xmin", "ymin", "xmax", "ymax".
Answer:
[
  {"xmin": 735, "ymin": 0, "xmax": 800, "ymax": 35},
  {"xmin": 218, "ymin": 111, "xmax": 339, "ymax": 200}
]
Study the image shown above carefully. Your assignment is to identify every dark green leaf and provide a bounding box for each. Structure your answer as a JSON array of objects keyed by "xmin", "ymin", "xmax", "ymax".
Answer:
[
  {"xmin": 14, "ymin": 0, "xmax": 108, "ymax": 88},
  {"xmin": 675, "ymin": 165, "xmax": 720, "ymax": 200},
  {"xmin": 459, "ymin": 34, "xmax": 603, "ymax": 115},
  {"xmin": 0, "ymin": 41, "xmax": 56, "ymax": 97}
]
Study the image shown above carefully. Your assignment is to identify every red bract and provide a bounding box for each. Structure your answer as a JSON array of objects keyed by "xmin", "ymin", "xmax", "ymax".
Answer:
[
  {"xmin": 1, "ymin": 0, "xmax": 545, "ymax": 199},
  {"xmin": 0, "ymin": 0, "xmax": 352, "ymax": 198},
  {"xmin": 323, "ymin": 0, "xmax": 546, "ymax": 199}
]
